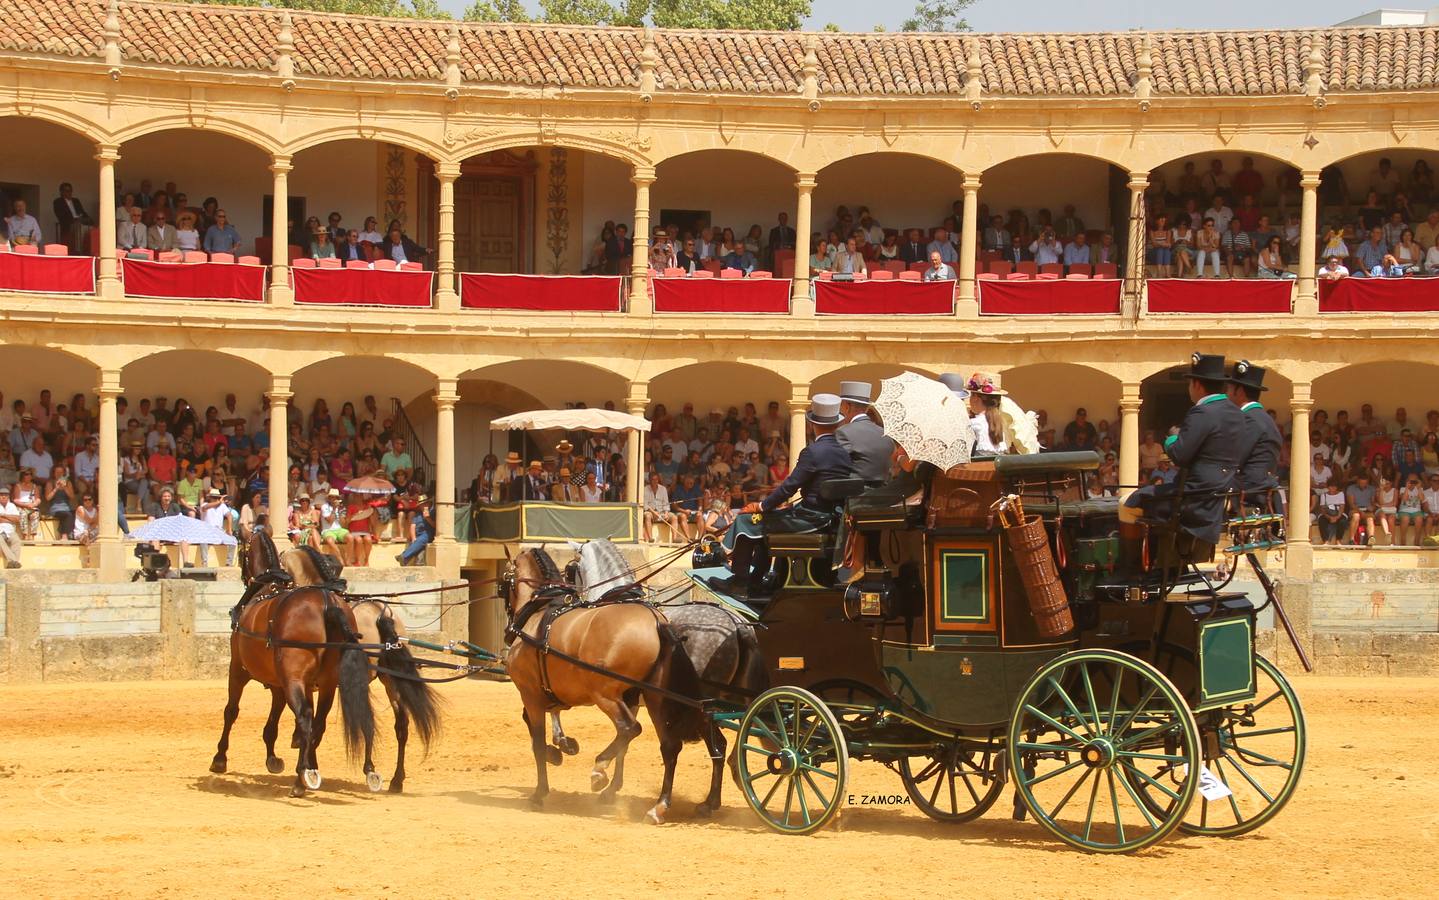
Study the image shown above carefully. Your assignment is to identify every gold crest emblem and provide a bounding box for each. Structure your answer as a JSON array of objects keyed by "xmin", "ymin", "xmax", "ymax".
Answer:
[{"xmin": 960, "ymin": 657, "xmax": 973, "ymax": 676}]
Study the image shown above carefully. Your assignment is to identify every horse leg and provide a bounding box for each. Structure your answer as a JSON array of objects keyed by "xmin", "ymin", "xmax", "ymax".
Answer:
[
  {"xmin": 646, "ymin": 701, "xmax": 684, "ymax": 825},
  {"xmin": 381, "ymin": 674, "xmax": 407, "ymax": 794},
  {"xmin": 261, "ymin": 687, "xmax": 286, "ymax": 775},
  {"xmin": 550, "ymin": 711, "xmax": 579, "ymax": 757},
  {"xmin": 308, "ymin": 683, "xmax": 336, "ymax": 774},
  {"xmin": 287, "ymin": 682, "xmax": 318, "ymax": 798},
  {"xmin": 521, "ymin": 702, "xmax": 551, "ymax": 809},
  {"xmin": 209, "ymin": 655, "xmax": 249, "ymax": 774},
  {"xmin": 591, "ymin": 695, "xmax": 642, "ymax": 803},
  {"xmin": 696, "ymin": 721, "xmax": 727, "ymax": 818}
]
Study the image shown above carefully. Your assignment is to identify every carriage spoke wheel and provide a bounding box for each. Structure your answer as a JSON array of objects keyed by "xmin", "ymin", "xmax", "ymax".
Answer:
[
  {"xmin": 736, "ymin": 687, "xmax": 848, "ymax": 835},
  {"xmin": 1132, "ymin": 654, "xmax": 1307, "ymax": 837},
  {"xmin": 1008, "ymin": 649, "xmax": 1200, "ymax": 854},
  {"xmin": 899, "ymin": 743, "xmax": 1005, "ymax": 824}
]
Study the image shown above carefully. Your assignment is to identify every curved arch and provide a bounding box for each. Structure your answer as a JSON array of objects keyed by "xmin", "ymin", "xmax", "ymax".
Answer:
[
  {"xmin": 646, "ymin": 361, "xmax": 792, "ymax": 414},
  {"xmin": 122, "ymin": 347, "xmax": 270, "ymax": 377},
  {"xmin": 120, "ymin": 350, "xmax": 272, "ymax": 415},
  {"xmin": 654, "ymin": 146, "xmax": 799, "ymax": 176},
  {"xmin": 1135, "ymin": 144, "xmax": 1303, "ymax": 177},
  {"xmin": 809, "ymin": 362, "xmax": 938, "ymax": 397},
  {"xmin": 1313, "ymin": 361, "xmax": 1439, "ymax": 423},
  {"xmin": 1001, "ymin": 363, "xmax": 1123, "ymax": 437},
  {"xmin": 450, "ymin": 132, "xmax": 647, "ymax": 169},
  {"xmin": 111, "ymin": 116, "xmax": 280, "ymax": 155},
  {"xmin": 974, "ymin": 148, "xmax": 1131, "ymax": 176},
  {"xmin": 0, "ymin": 108, "xmax": 109, "ymax": 146},
  {"xmin": 459, "ymin": 359, "xmax": 629, "ymax": 410},
  {"xmin": 284, "ymin": 125, "xmax": 448, "ymax": 161},
  {"xmin": 0, "ymin": 342, "xmax": 104, "ymax": 373},
  {"xmin": 289, "ymin": 354, "xmax": 439, "ymax": 406},
  {"xmin": 815, "ymin": 150, "xmax": 963, "ymax": 179}
]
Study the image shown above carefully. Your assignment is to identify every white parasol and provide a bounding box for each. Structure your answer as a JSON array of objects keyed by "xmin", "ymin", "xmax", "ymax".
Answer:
[
  {"xmin": 874, "ymin": 372, "xmax": 973, "ymax": 470},
  {"xmin": 489, "ymin": 409, "xmax": 650, "ymax": 433},
  {"xmin": 1000, "ymin": 396, "xmax": 1042, "ymax": 454}
]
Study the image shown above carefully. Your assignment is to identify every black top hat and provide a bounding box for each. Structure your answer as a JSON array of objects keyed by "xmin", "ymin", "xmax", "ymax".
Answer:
[
  {"xmin": 1226, "ymin": 359, "xmax": 1269, "ymax": 392},
  {"xmin": 1187, "ymin": 353, "xmax": 1228, "ymax": 382}
]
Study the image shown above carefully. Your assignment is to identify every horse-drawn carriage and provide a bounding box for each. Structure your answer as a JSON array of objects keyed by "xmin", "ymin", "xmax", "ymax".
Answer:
[{"xmin": 684, "ymin": 449, "xmax": 1306, "ymax": 852}]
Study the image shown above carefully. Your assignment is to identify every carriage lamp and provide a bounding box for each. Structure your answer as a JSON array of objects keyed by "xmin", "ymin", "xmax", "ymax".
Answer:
[{"xmin": 843, "ymin": 571, "xmax": 895, "ymax": 620}]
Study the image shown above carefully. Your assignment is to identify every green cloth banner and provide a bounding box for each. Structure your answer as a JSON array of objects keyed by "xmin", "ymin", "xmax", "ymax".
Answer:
[{"xmin": 458, "ymin": 502, "xmax": 639, "ymax": 543}]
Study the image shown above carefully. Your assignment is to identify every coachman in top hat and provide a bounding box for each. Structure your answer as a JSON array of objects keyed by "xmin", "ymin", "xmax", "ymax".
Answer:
[{"xmin": 1226, "ymin": 359, "xmax": 1284, "ymax": 513}]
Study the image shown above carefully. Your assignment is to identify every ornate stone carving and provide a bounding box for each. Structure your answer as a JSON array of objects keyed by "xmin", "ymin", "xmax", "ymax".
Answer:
[
  {"xmin": 384, "ymin": 145, "xmax": 407, "ymax": 229},
  {"xmin": 545, "ymin": 147, "xmax": 569, "ymax": 275},
  {"xmin": 597, "ymin": 130, "xmax": 652, "ymax": 153},
  {"xmin": 442, "ymin": 124, "xmax": 501, "ymax": 148}
]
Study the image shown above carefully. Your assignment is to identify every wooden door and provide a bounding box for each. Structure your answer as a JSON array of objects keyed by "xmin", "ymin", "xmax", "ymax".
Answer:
[{"xmin": 456, "ymin": 175, "xmax": 523, "ymax": 273}]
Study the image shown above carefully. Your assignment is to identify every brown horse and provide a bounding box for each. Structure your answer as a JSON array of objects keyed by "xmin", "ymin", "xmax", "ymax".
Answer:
[
  {"xmin": 210, "ymin": 530, "xmax": 374, "ymax": 797},
  {"xmin": 279, "ymin": 545, "xmax": 441, "ymax": 792},
  {"xmin": 502, "ymin": 547, "xmax": 702, "ymax": 821}
]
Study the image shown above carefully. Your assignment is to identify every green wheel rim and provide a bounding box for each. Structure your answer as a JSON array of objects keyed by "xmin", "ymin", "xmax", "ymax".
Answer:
[
  {"xmin": 737, "ymin": 686, "xmax": 848, "ymax": 835},
  {"xmin": 1007, "ymin": 649, "xmax": 1200, "ymax": 854},
  {"xmin": 898, "ymin": 744, "xmax": 1005, "ymax": 824}
]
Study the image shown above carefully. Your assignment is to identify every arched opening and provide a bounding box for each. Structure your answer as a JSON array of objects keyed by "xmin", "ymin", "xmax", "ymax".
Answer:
[
  {"xmin": 1145, "ymin": 151, "xmax": 1302, "ymax": 278},
  {"xmin": 810, "ymin": 363, "xmax": 938, "ymax": 398},
  {"xmin": 1, "ymin": 117, "xmax": 101, "ymax": 254},
  {"xmin": 1313, "ymin": 361, "xmax": 1439, "ymax": 444},
  {"xmin": 977, "ymin": 154, "xmax": 1128, "ymax": 275},
  {"xmin": 116, "ymin": 129, "xmax": 271, "ymax": 257},
  {"xmin": 277, "ymin": 139, "xmax": 415, "ymax": 266},
  {"xmin": 1002, "ymin": 363, "xmax": 1122, "ymax": 452},
  {"xmin": 813, "ymin": 153, "xmax": 965, "ymax": 266},
  {"xmin": 1139, "ymin": 364, "xmax": 1294, "ymax": 438},
  {"xmin": 652, "ymin": 150, "xmax": 797, "ymax": 271},
  {"xmin": 646, "ymin": 361, "xmax": 793, "ymax": 482},
  {"xmin": 1318, "ymin": 150, "xmax": 1438, "ymax": 275},
  {"xmin": 0, "ymin": 344, "xmax": 100, "ymax": 462}
]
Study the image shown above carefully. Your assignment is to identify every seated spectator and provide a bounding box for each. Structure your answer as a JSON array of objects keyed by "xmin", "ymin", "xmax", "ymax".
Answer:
[
  {"xmin": 379, "ymin": 220, "xmax": 426, "ymax": 266},
  {"xmin": 334, "ymin": 229, "xmax": 366, "ymax": 263},
  {"xmin": 203, "ymin": 209, "xmax": 242, "ymax": 254},
  {"xmin": 1194, "ymin": 218, "xmax": 1222, "ymax": 278},
  {"xmin": 0, "ymin": 484, "xmax": 21, "ymax": 568},
  {"xmin": 326, "ymin": 211, "xmax": 345, "ymax": 242},
  {"xmin": 12, "ymin": 469, "xmax": 41, "ymax": 539},
  {"xmin": 1203, "ymin": 194, "xmax": 1234, "ymax": 234},
  {"xmin": 1257, "ymin": 236, "xmax": 1296, "ymax": 279},
  {"xmin": 1248, "ymin": 214, "xmax": 1277, "ymax": 257},
  {"xmin": 1319, "ymin": 255, "xmax": 1349, "ymax": 280},
  {"xmin": 174, "ymin": 211, "xmax": 202, "ymax": 252},
  {"xmin": 671, "ymin": 473, "xmax": 703, "ymax": 540},
  {"xmin": 642, "ymin": 472, "xmax": 676, "ymax": 542},
  {"xmin": 1031, "ymin": 228, "xmax": 1063, "ymax": 266},
  {"xmin": 19, "ymin": 435, "xmax": 53, "ymax": 479},
  {"xmin": 6, "ymin": 199, "xmax": 42, "ymax": 247},
  {"xmin": 899, "ymin": 228, "xmax": 928, "ymax": 263},
  {"xmin": 1063, "ymin": 232, "xmax": 1091, "ymax": 267},
  {"xmin": 924, "ymin": 250, "xmax": 955, "ymax": 282},
  {"xmin": 1356, "ymin": 191, "xmax": 1386, "ymax": 233},
  {"xmin": 1314, "ymin": 479, "xmax": 1347, "ymax": 545},
  {"xmin": 1346, "ymin": 471, "xmax": 1377, "ymax": 545},
  {"xmin": 308, "ymin": 218, "xmax": 335, "ymax": 260},
  {"xmin": 1426, "ymin": 235, "xmax": 1439, "ymax": 275},
  {"xmin": 198, "ymin": 197, "xmax": 220, "ymax": 232},
  {"xmin": 1170, "ymin": 219, "xmax": 1194, "ymax": 277},
  {"xmin": 53, "ymin": 182, "xmax": 93, "ymax": 254},
  {"xmin": 1320, "ymin": 225, "xmax": 1349, "ymax": 261},
  {"xmin": 73, "ymin": 493, "xmax": 99, "ymax": 546},
  {"xmin": 1232, "ymin": 194, "xmax": 1261, "ymax": 231},
  {"xmin": 1093, "ymin": 232, "xmax": 1120, "ymax": 268},
  {"xmin": 983, "ymin": 215, "xmax": 1011, "ymax": 253},
  {"xmin": 118, "ymin": 207, "xmax": 147, "ymax": 252},
  {"xmin": 1001, "ymin": 234, "xmax": 1029, "ymax": 266},
  {"xmin": 1416, "ymin": 209, "xmax": 1439, "ymax": 251},
  {"xmin": 808, "ymin": 239, "xmax": 833, "ymax": 273},
  {"xmin": 147, "ymin": 209, "xmax": 178, "ymax": 253},
  {"xmin": 606, "ymin": 223, "xmax": 634, "ymax": 275},
  {"xmin": 44, "ymin": 464, "xmax": 76, "ymax": 541},
  {"xmin": 358, "ymin": 216, "xmax": 383, "ymax": 245},
  {"xmin": 927, "ymin": 228, "xmax": 957, "ymax": 264},
  {"xmin": 1392, "ymin": 228, "xmax": 1423, "ymax": 274},
  {"xmin": 833, "ymin": 237, "xmax": 867, "ymax": 276},
  {"xmin": 117, "ymin": 191, "xmax": 136, "ymax": 225},
  {"xmin": 1220, "ymin": 218, "xmax": 1253, "ymax": 277}
]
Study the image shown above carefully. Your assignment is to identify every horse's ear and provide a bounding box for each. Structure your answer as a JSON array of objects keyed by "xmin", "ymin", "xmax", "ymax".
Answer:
[{"xmin": 502, "ymin": 544, "xmax": 512, "ymax": 562}]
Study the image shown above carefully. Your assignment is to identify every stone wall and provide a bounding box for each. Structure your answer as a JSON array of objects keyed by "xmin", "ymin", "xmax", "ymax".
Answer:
[{"xmin": 0, "ymin": 568, "xmax": 463, "ymax": 683}]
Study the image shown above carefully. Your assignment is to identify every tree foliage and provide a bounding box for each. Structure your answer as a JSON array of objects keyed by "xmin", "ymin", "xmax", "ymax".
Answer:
[
  {"xmin": 901, "ymin": 0, "xmax": 973, "ymax": 32},
  {"xmin": 465, "ymin": 0, "xmax": 813, "ymax": 30},
  {"xmin": 185, "ymin": 0, "xmax": 448, "ymax": 17}
]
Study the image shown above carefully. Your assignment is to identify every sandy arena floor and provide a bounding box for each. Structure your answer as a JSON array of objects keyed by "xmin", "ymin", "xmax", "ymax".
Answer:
[{"xmin": 0, "ymin": 674, "xmax": 1434, "ymax": 897}]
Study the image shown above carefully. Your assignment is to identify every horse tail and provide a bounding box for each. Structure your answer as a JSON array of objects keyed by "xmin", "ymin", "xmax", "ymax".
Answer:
[
  {"xmin": 375, "ymin": 613, "xmax": 443, "ymax": 753},
  {"xmin": 324, "ymin": 600, "xmax": 375, "ymax": 764},
  {"xmin": 735, "ymin": 624, "xmax": 771, "ymax": 696},
  {"xmin": 650, "ymin": 622, "xmax": 706, "ymax": 743}
]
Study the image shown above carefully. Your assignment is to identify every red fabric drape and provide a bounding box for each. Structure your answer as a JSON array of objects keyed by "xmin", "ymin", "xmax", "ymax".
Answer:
[
  {"xmin": 0, "ymin": 253, "xmax": 96, "ymax": 294},
  {"xmin": 1147, "ymin": 278, "xmax": 1292, "ymax": 313},
  {"xmin": 815, "ymin": 279, "xmax": 955, "ymax": 315},
  {"xmin": 1319, "ymin": 277, "xmax": 1439, "ymax": 312},
  {"xmin": 459, "ymin": 273, "xmax": 622, "ymax": 311},
  {"xmin": 121, "ymin": 259, "xmax": 266, "ymax": 302},
  {"xmin": 292, "ymin": 267, "xmax": 433, "ymax": 307},
  {"xmin": 978, "ymin": 279, "xmax": 1121, "ymax": 315},
  {"xmin": 652, "ymin": 277, "xmax": 791, "ymax": 313}
]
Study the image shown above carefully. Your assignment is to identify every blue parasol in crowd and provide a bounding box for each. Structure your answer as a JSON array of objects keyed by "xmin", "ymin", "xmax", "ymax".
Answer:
[{"xmin": 127, "ymin": 515, "xmax": 236, "ymax": 546}]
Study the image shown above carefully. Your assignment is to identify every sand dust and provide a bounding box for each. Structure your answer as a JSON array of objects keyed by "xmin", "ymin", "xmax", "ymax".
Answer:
[{"xmin": 1, "ymin": 674, "xmax": 1434, "ymax": 897}]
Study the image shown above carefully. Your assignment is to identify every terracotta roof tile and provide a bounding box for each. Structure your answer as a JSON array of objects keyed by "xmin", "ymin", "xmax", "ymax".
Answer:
[{"xmin": 5, "ymin": 0, "xmax": 1439, "ymax": 98}]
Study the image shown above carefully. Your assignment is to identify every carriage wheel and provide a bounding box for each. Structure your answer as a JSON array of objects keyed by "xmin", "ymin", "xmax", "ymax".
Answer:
[
  {"xmin": 1008, "ymin": 649, "xmax": 1200, "ymax": 853},
  {"xmin": 736, "ymin": 686, "xmax": 849, "ymax": 835},
  {"xmin": 898, "ymin": 743, "xmax": 1005, "ymax": 824},
  {"xmin": 1130, "ymin": 655, "xmax": 1306, "ymax": 837}
]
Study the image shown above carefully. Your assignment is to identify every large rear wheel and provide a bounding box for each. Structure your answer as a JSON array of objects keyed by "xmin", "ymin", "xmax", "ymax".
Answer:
[
  {"xmin": 736, "ymin": 686, "xmax": 848, "ymax": 835},
  {"xmin": 898, "ymin": 742, "xmax": 1005, "ymax": 824},
  {"xmin": 1008, "ymin": 649, "xmax": 1200, "ymax": 853}
]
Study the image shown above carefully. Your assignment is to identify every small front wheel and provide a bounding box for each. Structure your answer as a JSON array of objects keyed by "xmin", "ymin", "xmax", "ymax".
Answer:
[
  {"xmin": 736, "ymin": 686, "xmax": 848, "ymax": 835},
  {"xmin": 898, "ymin": 743, "xmax": 1005, "ymax": 824}
]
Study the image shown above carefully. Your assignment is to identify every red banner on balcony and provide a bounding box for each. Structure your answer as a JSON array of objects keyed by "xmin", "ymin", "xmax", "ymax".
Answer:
[
  {"xmin": 1147, "ymin": 278, "xmax": 1292, "ymax": 313},
  {"xmin": 122, "ymin": 259, "xmax": 266, "ymax": 302},
  {"xmin": 652, "ymin": 277, "xmax": 791, "ymax": 313},
  {"xmin": 815, "ymin": 279, "xmax": 955, "ymax": 315},
  {"xmin": 459, "ymin": 273, "xmax": 623, "ymax": 311},
  {"xmin": 978, "ymin": 279, "xmax": 1121, "ymax": 315},
  {"xmin": 1319, "ymin": 277, "xmax": 1439, "ymax": 312},
  {"xmin": 0, "ymin": 253, "xmax": 95, "ymax": 294},
  {"xmin": 292, "ymin": 267, "xmax": 433, "ymax": 307}
]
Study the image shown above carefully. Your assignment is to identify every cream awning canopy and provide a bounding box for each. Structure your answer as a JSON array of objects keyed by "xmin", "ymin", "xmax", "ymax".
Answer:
[{"xmin": 489, "ymin": 409, "xmax": 651, "ymax": 433}]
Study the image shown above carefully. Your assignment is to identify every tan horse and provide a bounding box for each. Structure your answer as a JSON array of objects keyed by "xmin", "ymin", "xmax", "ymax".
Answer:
[
  {"xmin": 502, "ymin": 547, "xmax": 702, "ymax": 822},
  {"xmin": 280, "ymin": 545, "xmax": 441, "ymax": 792}
]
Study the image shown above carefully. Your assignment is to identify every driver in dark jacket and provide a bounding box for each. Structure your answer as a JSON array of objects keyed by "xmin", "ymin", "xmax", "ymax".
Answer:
[{"xmin": 1227, "ymin": 360, "xmax": 1284, "ymax": 513}]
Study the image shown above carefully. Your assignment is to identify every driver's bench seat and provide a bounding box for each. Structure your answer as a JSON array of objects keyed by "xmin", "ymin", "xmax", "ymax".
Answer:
[{"xmin": 766, "ymin": 477, "xmax": 867, "ymax": 559}]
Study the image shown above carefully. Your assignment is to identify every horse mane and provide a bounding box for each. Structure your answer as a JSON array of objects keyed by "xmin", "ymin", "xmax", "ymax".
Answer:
[
  {"xmin": 577, "ymin": 540, "xmax": 637, "ymax": 604},
  {"xmin": 244, "ymin": 528, "xmax": 283, "ymax": 585},
  {"xmin": 523, "ymin": 546, "xmax": 563, "ymax": 583}
]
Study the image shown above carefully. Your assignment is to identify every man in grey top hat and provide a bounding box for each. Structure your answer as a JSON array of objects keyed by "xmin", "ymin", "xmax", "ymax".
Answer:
[
  {"xmin": 836, "ymin": 380, "xmax": 894, "ymax": 485},
  {"xmin": 711, "ymin": 394, "xmax": 854, "ymax": 598}
]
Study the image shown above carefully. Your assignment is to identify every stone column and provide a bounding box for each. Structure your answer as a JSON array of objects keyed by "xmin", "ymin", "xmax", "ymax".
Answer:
[
  {"xmin": 96, "ymin": 369, "xmax": 124, "ymax": 579},
  {"xmin": 1125, "ymin": 172, "xmax": 1149, "ymax": 319},
  {"xmin": 625, "ymin": 383, "xmax": 648, "ymax": 505},
  {"xmin": 788, "ymin": 383, "xmax": 810, "ymax": 468},
  {"xmin": 791, "ymin": 174, "xmax": 817, "ymax": 316},
  {"xmin": 629, "ymin": 166, "xmax": 654, "ymax": 315},
  {"xmin": 429, "ymin": 378, "xmax": 461, "ymax": 578},
  {"xmin": 1287, "ymin": 384, "xmax": 1313, "ymax": 578},
  {"xmin": 1296, "ymin": 170, "xmax": 1321, "ymax": 316},
  {"xmin": 267, "ymin": 375, "xmax": 292, "ymax": 548},
  {"xmin": 1118, "ymin": 383, "xmax": 1142, "ymax": 501},
  {"xmin": 957, "ymin": 173, "xmax": 981, "ymax": 317},
  {"xmin": 268, "ymin": 155, "xmax": 294, "ymax": 307},
  {"xmin": 96, "ymin": 144, "xmax": 122, "ymax": 299},
  {"xmin": 434, "ymin": 162, "xmax": 461, "ymax": 311}
]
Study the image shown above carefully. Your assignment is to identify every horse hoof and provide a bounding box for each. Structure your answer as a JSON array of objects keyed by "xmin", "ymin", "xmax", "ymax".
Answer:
[
  {"xmin": 546, "ymin": 746, "xmax": 564, "ymax": 766},
  {"xmin": 366, "ymin": 771, "xmax": 384, "ymax": 793},
  {"xmin": 590, "ymin": 771, "xmax": 609, "ymax": 792},
  {"xmin": 645, "ymin": 806, "xmax": 667, "ymax": 825},
  {"xmin": 265, "ymin": 757, "xmax": 284, "ymax": 775},
  {"xmin": 289, "ymin": 785, "xmax": 307, "ymax": 798},
  {"xmin": 528, "ymin": 794, "xmax": 545, "ymax": 810},
  {"xmin": 693, "ymin": 803, "xmax": 713, "ymax": 819},
  {"xmin": 303, "ymin": 769, "xmax": 322, "ymax": 791},
  {"xmin": 558, "ymin": 736, "xmax": 580, "ymax": 756},
  {"xmin": 388, "ymin": 779, "xmax": 405, "ymax": 794},
  {"xmin": 208, "ymin": 758, "xmax": 227, "ymax": 774}
]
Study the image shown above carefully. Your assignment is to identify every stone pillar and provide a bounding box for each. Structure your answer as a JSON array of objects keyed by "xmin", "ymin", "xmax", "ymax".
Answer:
[
  {"xmin": 429, "ymin": 378, "xmax": 461, "ymax": 578},
  {"xmin": 1296, "ymin": 170, "xmax": 1321, "ymax": 316},
  {"xmin": 1287, "ymin": 384, "xmax": 1313, "ymax": 578},
  {"xmin": 625, "ymin": 383, "xmax": 648, "ymax": 504},
  {"xmin": 791, "ymin": 174, "xmax": 817, "ymax": 316},
  {"xmin": 629, "ymin": 166, "xmax": 654, "ymax": 316},
  {"xmin": 957, "ymin": 173, "xmax": 981, "ymax": 317},
  {"xmin": 96, "ymin": 368, "xmax": 124, "ymax": 579},
  {"xmin": 268, "ymin": 155, "xmax": 294, "ymax": 307},
  {"xmin": 96, "ymin": 144, "xmax": 122, "ymax": 299},
  {"xmin": 1118, "ymin": 383, "xmax": 1142, "ymax": 501},
  {"xmin": 434, "ymin": 162, "xmax": 461, "ymax": 311},
  {"xmin": 788, "ymin": 383, "xmax": 809, "ymax": 468},
  {"xmin": 1125, "ymin": 172, "xmax": 1149, "ymax": 319},
  {"xmin": 267, "ymin": 375, "xmax": 292, "ymax": 548}
]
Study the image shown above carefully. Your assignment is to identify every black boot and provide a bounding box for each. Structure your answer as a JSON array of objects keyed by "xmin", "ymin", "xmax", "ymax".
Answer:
[{"xmin": 704, "ymin": 574, "xmax": 751, "ymax": 599}]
